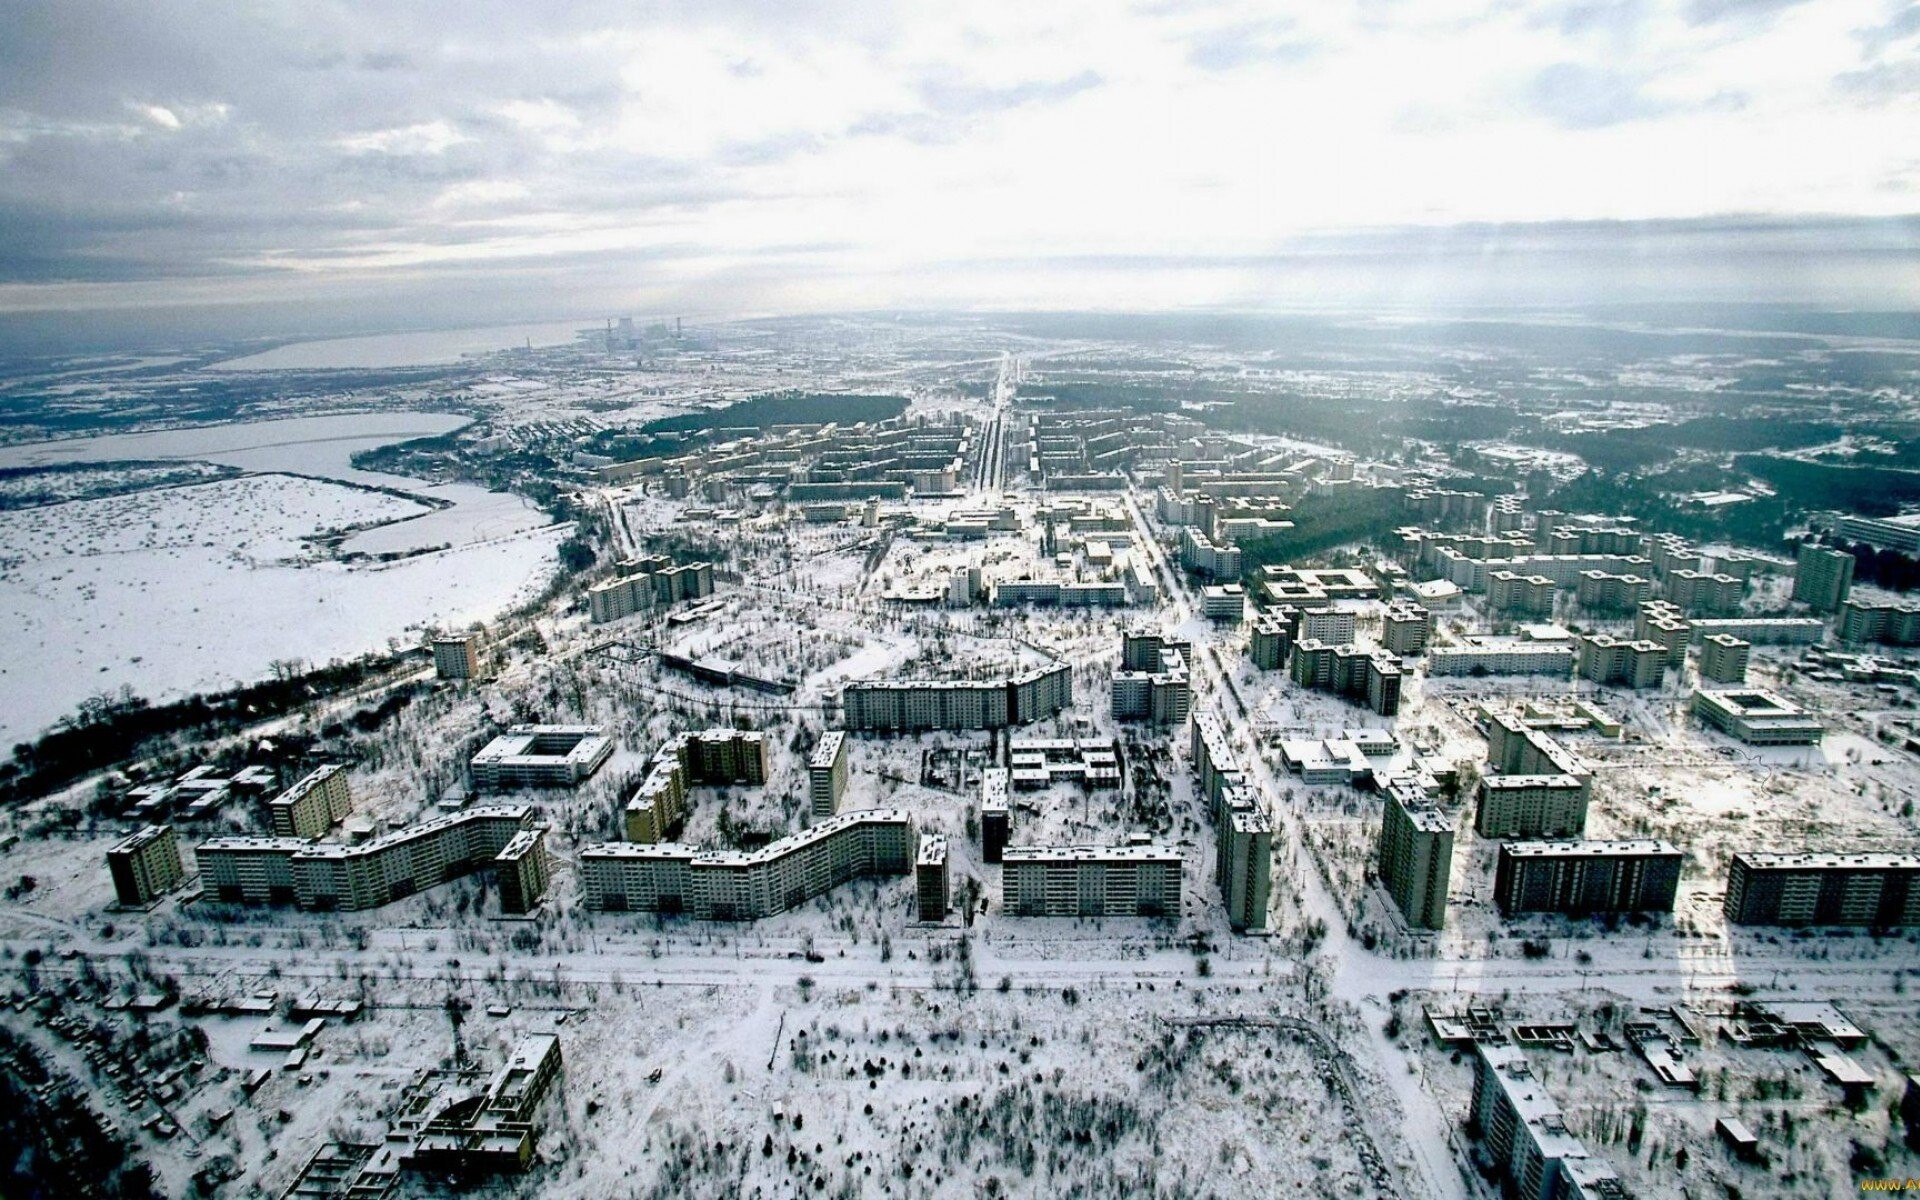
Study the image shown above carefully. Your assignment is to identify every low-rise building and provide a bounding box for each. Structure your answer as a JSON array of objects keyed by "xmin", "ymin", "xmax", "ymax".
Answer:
[
  {"xmin": 1691, "ymin": 689, "xmax": 1823, "ymax": 745},
  {"xmin": 471, "ymin": 725, "xmax": 614, "ymax": 789}
]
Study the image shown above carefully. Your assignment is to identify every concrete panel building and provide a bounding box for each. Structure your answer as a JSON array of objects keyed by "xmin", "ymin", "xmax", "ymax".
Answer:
[
  {"xmin": 1001, "ymin": 845, "xmax": 1183, "ymax": 918},
  {"xmin": 1494, "ymin": 840, "xmax": 1683, "ymax": 917},
  {"xmin": 495, "ymin": 828, "xmax": 551, "ymax": 915},
  {"xmin": 1696, "ymin": 633, "xmax": 1751, "ymax": 684},
  {"xmin": 1837, "ymin": 599, "xmax": 1920, "ymax": 647},
  {"xmin": 980, "ymin": 768, "xmax": 1011, "ymax": 864},
  {"xmin": 1486, "ymin": 571, "xmax": 1558, "ymax": 618},
  {"xmin": 808, "ymin": 731, "xmax": 849, "ymax": 818},
  {"xmin": 1249, "ymin": 613, "xmax": 1291, "ymax": 670},
  {"xmin": 916, "ymin": 836, "xmax": 949, "ymax": 922},
  {"xmin": 432, "ymin": 631, "xmax": 490, "ymax": 680},
  {"xmin": 1290, "ymin": 640, "xmax": 1402, "ymax": 716},
  {"xmin": 1427, "ymin": 643, "xmax": 1575, "ymax": 677},
  {"xmin": 1791, "ymin": 543, "xmax": 1854, "ymax": 612},
  {"xmin": 1378, "ymin": 785, "xmax": 1453, "ymax": 931},
  {"xmin": 471, "ymin": 725, "xmax": 614, "ymax": 789},
  {"xmin": 1724, "ymin": 852, "xmax": 1920, "ymax": 927},
  {"xmin": 1471, "ymin": 1042, "xmax": 1621, "ymax": 1200},
  {"xmin": 1217, "ymin": 788, "xmax": 1272, "ymax": 931},
  {"xmin": 1576, "ymin": 634, "xmax": 1667, "ymax": 689},
  {"xmin": 1691, "ymin": 689, "xmax": 1823, "ymax": 745},
  {"xmin": 268, "ymin": 764, "xmax": 353, "ymax": 840},
  {"xmin": 1380, "ymin": 602, "xmax": 1434, "ymax": 656},
  {"xmin": 579, "ymin": 809, "xmax": 916, "ymax": 920},
  {"xmin": 107, "ymin": 825, "xmax": 185, "ymax": 907},
  {"xmin": 1476, "ymin": 776, "xmax": 1591, "ymax": 840},
  {"xmin": 842, "ymin": 662, "xmax": 1072, "ymax": 732}
]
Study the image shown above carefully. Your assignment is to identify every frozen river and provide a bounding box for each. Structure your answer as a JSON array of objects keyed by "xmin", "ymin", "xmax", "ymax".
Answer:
[
  {"xmin": 0, "ymin": 412, "xmax": 563, "ymax": 750},
  {"xmin": 208, "ymin": 320, "xmax": 591, "ymax": 370}
]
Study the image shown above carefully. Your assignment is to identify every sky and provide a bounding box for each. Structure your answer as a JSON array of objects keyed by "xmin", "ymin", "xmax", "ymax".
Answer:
[{"xmin": 1, "ymin": 0, "xmax": 1917, "ymax": 346}]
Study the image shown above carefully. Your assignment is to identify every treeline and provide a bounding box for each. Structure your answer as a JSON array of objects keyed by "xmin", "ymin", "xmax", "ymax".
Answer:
[
  {"xmin": 1234, "ymin": 486, "xmax": 1408, "ymax": 570},
  {"xmin": 1736, "ymin": 455, "xmax": 1920, "ymax": 518},
  {"xmin": 1828, "ymin": 538, "xmax": 1920, "ymax": 593},
  {"xmin": 1, "ymin": 654, "xmax": 405, "ymax": 806},
  {"xmin": 0, "ymin": 1028, "xmax": 162, "ymax": 1200},
  {"xmin": 641, "ymin": 391, "xmax": 907, "ymax": 435}
]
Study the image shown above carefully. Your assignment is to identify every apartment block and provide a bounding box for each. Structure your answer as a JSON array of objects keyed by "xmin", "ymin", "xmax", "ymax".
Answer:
[
  {"xmin": 1696, "ymin": 633, "xmax": 1752, "ymax": 684},
  {"xmin": 268, "ymin": 764, "xmax": 353, "ymax": 839},
  {"xmin": 841, "ymin": 662, "xmax": 1072, "ymax": 732},
  {"xmin": 1218, "ymin": 789, "xmax": 1272, "ymax": 932},
  {"xmin": 1427, "ymin": 643, "xmax": 1575, "ymax": 677},
  {"xmin": 980, "ymin": 769, "xmax": 1010, "ymax": 864},
  {"xmin": 432, "ymin": 631, "xmax": 490, "ymax": 680},
  {"xmin": 1476, "ymin": 776, "xmax": 1590, "ymax": 839},
  {"xmin": 1634, "ymin": 602, "xmax": 1692, "ymax": 667},
  {"xmin": 1380, "ymin": 602, "xmax": 1434, "ymax": 656},
  {"xmin": 1837, "ymin": 599, "xmax": 1920, "ymax": 646},
  {"xmin": 471, "ymin": 725, "xmax": 614, "ymax": 789},
  {"xmin": 1494, "ymin": 840, "xmax": 1683, "ymax": 917},
  {"xmin": 198, "ymin": 805, "xmax": 535, "ymax": 911},
  {"xmin": 1008, "ymin": 738, "xmax": 1121, "ymax": 790},
  {"xmin": 579, "ymin": 809, "xmax": 916, "ymax": 920},
  {"xmin": 1691, "ymin": 689, "xmax": 1823, "ymax": 745},
  {"xmin": 808, "ymin": 731, "xmax": 849, "ymax": 818},
  {"xmin": 1576, "ymin": 634, "xmax": 1667, "ymax": 689},
  {"xmin": 1179, "ymin": 525, "xmax": 1242, "ymax": 580},
  {"xmin": 1290, "ymin": 639, "xmax": 1402, "ymax": 715},
  {"xmin": 1471, "ymin": 1043, "xmax": 1622, "ymax": 1200},
  {"xmin": 1112, "ymin": 646, "xmax": 1192, "ymax": 723},
  {"xmin": 1001, "ymin": 845, "xmax": 1183, "ymax": 918},
  {"xmin": 1836, "ymin": 514, "xmax": 1920, "ymax": 554},
  {"xmin": 916, "ymin": 836, "xmax": 950, "ymax": 922},
  {"xmin": 107, "ymin": 825, "xmax": 185, "ymax": 907},
  {"xmin": 1487, "ymin": 571, "xmax": 1557, "ymax": 618},
  {"xmin": 495, "ymin": 828, "xmax": 551, "ymax": 915},
  {"xmin": 1664, "ymin": 569, "xmax": 1745, "ymax": 616},
  {"xmin": 625, "ymin": 728, "xmax": 771, "ymax": 842},
  {"xmin": 1574, "ymin": 570, "xmax": 1651, "ymax": 614},
  {"xmin": 1724, "ymin": 852, "xmax": 1920, "ymax": 927},
  {"xmin": 1378, "ymin": 784, "xmax": 1453, "ymax": 931},
  {"xmin": 1249, "ymin": 613, "xmax": 1292, "ymax": 669},
  {"xmin": 1792, "ymin": 543, "xmax": 1855, "ymax": 612},
  {"xmin": 1201, "ymin": 584, "xmax": 1246, "ymax": 623}
]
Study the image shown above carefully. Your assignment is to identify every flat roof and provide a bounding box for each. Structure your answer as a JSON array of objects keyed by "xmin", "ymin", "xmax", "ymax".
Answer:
[
  {"xmin": 1500, "ymin": 840, "xmax": 1681, "ymax": 858},
  {"xmin": 1735, "ymin": 851, "xmax": 1920, "ymax": 871},
  {"xmin": 1002, "ymin": 844, "xmax": 1183, "ymax": 864}
]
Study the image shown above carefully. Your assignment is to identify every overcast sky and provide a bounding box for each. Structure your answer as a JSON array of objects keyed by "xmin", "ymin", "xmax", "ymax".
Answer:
[{"xmin": 2, "ymin": 0, "xmax": 1917, "ymax": 342}]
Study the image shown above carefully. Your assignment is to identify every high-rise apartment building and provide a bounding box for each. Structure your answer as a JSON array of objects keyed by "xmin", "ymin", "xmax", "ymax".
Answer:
[
  {"xmin": 1791, "ymin": 543, "xmax": 1855, "ymax": 612},
  {"xmin": 808, "ymin": 731, "xmax": 849, "ymax": 818},
  {"xmin": 916, "ymin": 836, "xmax": 950, "ymax": 922},
  {"xmin": 1377, "ymin": 785, "xmax": 1453, "ymax": 930},
  {"xmin": 1724, "ymin": 852, "xmax": 1920, "ymax": 927},
  {"xmin": 1001, "ymin": 845, "xmax": 1183, "ymax": 918},
  {"xmin": 1494, "ymin": 840, "xmax": 1683, "ymax": 917},
  {"xmin": 432, "ymin": 631, "xmax": 490, "ymax": 680},
  {"xmin": 268, "ymin": 764, "xmax": 353, "ymax": 839},
  {"xmin": 107, "ymin": 825, "xmax": 185, "ymax": 907}
]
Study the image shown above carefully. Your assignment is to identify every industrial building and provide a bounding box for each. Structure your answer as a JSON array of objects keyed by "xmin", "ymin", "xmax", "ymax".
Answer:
[
  {"xmin": 107, "ymin": 825, "xmax": 185, "ymax": 907},
  {"xmin": 268, "ymin": 764, "xmax": 353, "ymax": 840},
  {"xmin": 1001, "ymin": 845, "xmax": 1183, "ymax": 918},
  {"xmin": 1377, "ymin": 785, "xmax": 1453, "ymax": 931},
  {"xmin": 1494, "ymin": 840, "xmax": 1683, "ymax": 917},
  {"xmin": 841, "ymin": 662, "xmax": 1072, "ymax": 731},
  {"xmin": 579, "ymin": 809, "xmax": 916, "ymax": 920},
  {"xmin": 470, "ymin": 725, "xmax": 614, "ymax": 789},
  {"xmin": 1724, "ymin": 852, "xmax": 1920, "ymax": 927}
]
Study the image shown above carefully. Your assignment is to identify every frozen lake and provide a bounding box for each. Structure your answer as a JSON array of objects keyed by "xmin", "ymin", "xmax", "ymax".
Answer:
[
  {"xmin": 208, "ymin": 320, "xmax": 592, "ymax": 370},
  {"xmin": 0, "ymin": 413, "xmax": 563, "ymax": 749}
]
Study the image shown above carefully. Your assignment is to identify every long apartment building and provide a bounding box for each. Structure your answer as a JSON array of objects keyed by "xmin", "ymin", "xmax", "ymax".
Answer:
[
  {"xmin": 808, "ymin": 731, "xmax": 849, "ymax": 818},
  {"xmin": 1837, "ymin": 599, "xmax": 1920, "ymax": 646},
  {"xmin": 624, "ymin": 728, "xmax": 771, "ymax": 843},
  {"xmin": 1574, "ymin": 570, "xmax": 1652, "ymax": 614},
  {"xmin": 579, "ymin": 809, "xmax": 916, "ymax": 920},
  {"xmin": 1427, "ymin": 642, "xmax": 1575, "ymax": 678},
  {"xmin": 1477, "ymin": 713, "xmax": 1591, "ymax": 838},
  {"xmin": 197, "ymin": 805, "xmax": 536, "ymax": 911},
  {"xmin": 1494, "ymin": 840, "xmax": 1684, "ymax": 917},
  {"xmin": 268, "ymin": 764, "xmax": 353, "ymax": 840},
  {"xmin": 1472, "ymin": 1042, "xmax": 1625, "ymax": 1200},
  {"xmin": 1378, "ymin": 783, "xmax": 1453, "ymax": 931},
  {"xmin": 1487, "ymin": 570, "xmax": 1557, "ymax": 617},
  {"xmin": 1290, "ymin": 639, "xmax": 1402, "ymax": 716},
  {"xmin": 107, "ymin": 825, "xmax": 185, "ymax": 907},
  {"xmin": 471, "ymin": 725, "xmax": 614, "ymax": 789},
  {"xmin": 841, "ymin": 662, "xmax": 1072, "ymax": 732},
  {"xmin": 1001, "ymin": 845, "xmax": 1183, "ymax": 918},
  {"xmin": 1664, "ymin": 569, "xmax": 1745, "ymax": 615},
  {"xmin": 1724, "ymin": 852, "xmax": 1920, "ymax": 927}
]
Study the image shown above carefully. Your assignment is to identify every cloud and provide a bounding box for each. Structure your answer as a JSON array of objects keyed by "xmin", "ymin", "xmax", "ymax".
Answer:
[
  {"xmin": 334, "ymin": 120, "xmax": 471, "ymax": 156},
  {"xmin": 1682, "ymin": 0, "xmax": 1814, "ymax": 26},
  {"xmin": 137, "ymin": 103, "xmax": 181, "ymax": 130},
  {"xmin": 1525, "ymin": 63, "xmax": 1675, "ymax": 128},
  {"xmin": 1186, "ymin": 21, "xmax": 1318, "ymax": 71}
]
